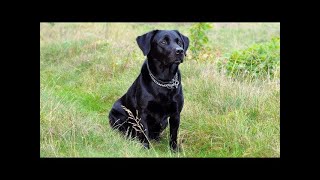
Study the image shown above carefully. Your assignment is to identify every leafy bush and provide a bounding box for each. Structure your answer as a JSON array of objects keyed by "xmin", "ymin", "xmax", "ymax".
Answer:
[
  {"xmin": 189, "ymin": 23, "xmax": 214, "ymax": 61},
  {"xmin": 223, "ymin": 37, "xmax": 280, "ymax": 80}
]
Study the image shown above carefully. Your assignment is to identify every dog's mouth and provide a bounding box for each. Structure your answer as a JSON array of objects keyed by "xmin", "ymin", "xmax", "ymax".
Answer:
[
  {"xmin": 163, "ymin": 56, "xmax": 184, "ymax": 65},
  {"xmin": 174, "ymin": 60, "xmax": 182, "ymax": 64},
  {"xmin": 173, "ymin": 57, "xmax": 184, "ymax": 64}
]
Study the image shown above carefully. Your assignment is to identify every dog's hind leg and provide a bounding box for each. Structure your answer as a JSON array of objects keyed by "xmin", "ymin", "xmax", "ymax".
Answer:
[{"xmin": 109, "ymin": 101, "xmax": 128, "ymax": 132}]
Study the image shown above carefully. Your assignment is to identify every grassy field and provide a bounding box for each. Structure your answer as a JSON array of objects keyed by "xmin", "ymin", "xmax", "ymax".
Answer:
[{"xmin": 40, "ymin": 23, "xmax": 280, "ymax": 157}]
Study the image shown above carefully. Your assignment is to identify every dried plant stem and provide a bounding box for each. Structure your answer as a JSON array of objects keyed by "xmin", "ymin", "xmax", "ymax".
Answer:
[{"xmin": 121, "ymin": 105, "xmax": 157, "ymax": 154}]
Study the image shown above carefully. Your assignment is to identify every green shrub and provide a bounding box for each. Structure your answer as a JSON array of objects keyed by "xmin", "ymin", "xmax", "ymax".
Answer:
[
  {"xmin": 189, "ymin": 23, "xmax": 214, "ymax": 61},
  {"xmin": 223, "ymin": 37, "xmax": 280, "ymax": 80}
]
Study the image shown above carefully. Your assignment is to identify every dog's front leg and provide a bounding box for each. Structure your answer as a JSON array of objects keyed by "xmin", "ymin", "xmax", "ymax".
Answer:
[
  {"xmin": 169, "ymin": 114, "xmax": 180, "ymax": 152},
  {"xmin": 138, "ymin": 113, "xmax": 150, "ymax": 149}
]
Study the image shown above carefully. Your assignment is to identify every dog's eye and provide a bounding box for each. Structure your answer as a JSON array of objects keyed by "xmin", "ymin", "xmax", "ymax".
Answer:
[
  {"xmin": 178, "ymin": 41, "xmax": 182, "ymax": 46},
  {"xmin": 160, "ymin": 40, "xmax": 167, "ymax": 45}
]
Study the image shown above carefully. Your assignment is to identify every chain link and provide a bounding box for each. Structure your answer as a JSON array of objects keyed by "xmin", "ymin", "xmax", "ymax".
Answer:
[{"xmin": 147, "ymin": 61, "xmax": 179, "ymax": 89}]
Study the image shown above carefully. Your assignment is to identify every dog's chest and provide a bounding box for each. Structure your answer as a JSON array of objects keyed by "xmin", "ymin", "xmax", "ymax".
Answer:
[
  {"xmin": 147, "ymin": 93, "xmax": 180, "ymax": 115},
  {"xmin": 147, "ymin": 100, "xmax": 177, "ymax": 115}
]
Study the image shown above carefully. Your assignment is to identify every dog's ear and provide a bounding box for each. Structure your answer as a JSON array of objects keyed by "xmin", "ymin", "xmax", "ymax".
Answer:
[
  {"xmin": 174, "ymin": 30, "xmax": 189, "ymax": 56},
  {"xmin": 136, "ymin": 30, "xmax": 158, "ymax": 56}
]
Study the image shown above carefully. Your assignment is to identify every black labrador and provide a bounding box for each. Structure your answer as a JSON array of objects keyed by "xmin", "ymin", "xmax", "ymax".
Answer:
[{"xmin": 109, "ymin": 30, "xmax": 189, "ymax": 151}]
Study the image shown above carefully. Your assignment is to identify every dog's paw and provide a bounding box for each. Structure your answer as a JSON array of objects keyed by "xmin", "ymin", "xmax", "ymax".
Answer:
[
  {"xmin": 142, "ymin": 142, "xmax": 150, "ymax": 149},
  {"xmin": 154, "ymin": 136, "xmax": 161, "ymax": 142},
  {"xmin": 170, "ymin": 141, "xmax": 182, "ymax": 152}
]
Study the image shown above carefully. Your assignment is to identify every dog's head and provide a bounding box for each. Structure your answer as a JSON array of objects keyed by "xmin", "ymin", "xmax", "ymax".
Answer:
[{"xmin": 136, "ymin": 30, "xmax": 189, "ymax": 65}]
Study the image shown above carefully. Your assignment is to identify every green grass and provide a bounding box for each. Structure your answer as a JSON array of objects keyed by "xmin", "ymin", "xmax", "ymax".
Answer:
[{"xmin": 40, "ymin": 23, "xmax": 280, "ymax": 157}]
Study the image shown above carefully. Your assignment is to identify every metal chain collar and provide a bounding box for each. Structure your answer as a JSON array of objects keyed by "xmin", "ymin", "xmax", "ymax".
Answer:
[{"xmin": 146, "ymin": 61, "xmax": 179, "ymax": 89}]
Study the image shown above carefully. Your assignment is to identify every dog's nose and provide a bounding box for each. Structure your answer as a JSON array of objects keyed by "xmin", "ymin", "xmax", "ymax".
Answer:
[{"xmin": 176, "ymin": 47, "xmax": 184, "ymax": 55}]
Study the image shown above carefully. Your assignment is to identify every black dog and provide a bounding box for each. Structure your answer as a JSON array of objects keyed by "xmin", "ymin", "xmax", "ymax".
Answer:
[{"xmin": 109, "ymin": 30, "xmax": 189, "ymax": 151}]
